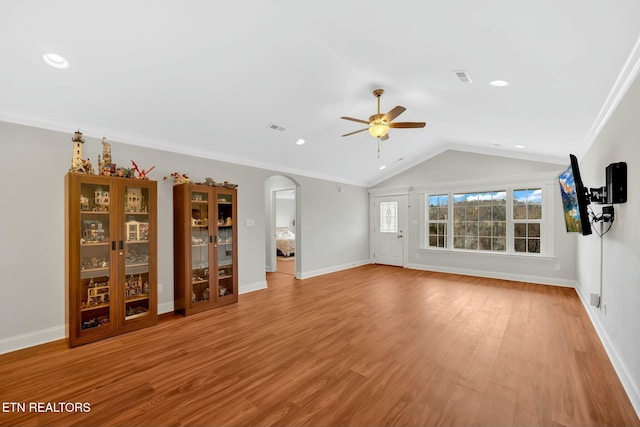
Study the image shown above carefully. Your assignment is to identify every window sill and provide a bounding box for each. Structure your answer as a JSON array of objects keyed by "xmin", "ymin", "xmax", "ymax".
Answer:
[{"xmin": 418, "ymin": 246, "xmax": 556, "ymax": 261}]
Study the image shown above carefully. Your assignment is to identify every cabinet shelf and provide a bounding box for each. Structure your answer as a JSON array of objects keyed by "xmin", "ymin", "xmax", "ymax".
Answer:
[
  {"xmin": 218, "ymin": 275, "xmax": 233, "ymax": 280},
  {"xmin": 81, "ymin": 211, "xmax": 109, "ymax": 215},
  {"xmin": 126, "ymin": 240, "xmax": 149, "ymax": 244},
  {"xmin": 125, "ymin": 312, "xmax": 149, "ymax": 320},
  {"xmin": 81, "ymin": 302, "xmax": 110, "ymax": 312},
  {"xmin": 125, "ymin": 295, "xmax": 149, "ymax": 303}
]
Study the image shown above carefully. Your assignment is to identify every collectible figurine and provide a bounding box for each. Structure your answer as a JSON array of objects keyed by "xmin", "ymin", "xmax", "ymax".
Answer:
[
  {"xmin": 69, "ymin": 130, "xmax": 87, "ymax": 173},
  {"xmin": 164, "ymin": 172, "xmax": 191, "ymax": 185},
  {"xmin": 131, "ymin": 160, "xmax": 155, "ymax": 179},
  {"xmin": 98, "ymin": 137, "xmax": 116, "ymax": 176}
]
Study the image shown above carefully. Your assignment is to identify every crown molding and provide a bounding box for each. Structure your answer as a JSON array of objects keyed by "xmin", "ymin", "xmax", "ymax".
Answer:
[{"xmin": 584, "ymin": 34, "xmax": 640, "ymax": 150}]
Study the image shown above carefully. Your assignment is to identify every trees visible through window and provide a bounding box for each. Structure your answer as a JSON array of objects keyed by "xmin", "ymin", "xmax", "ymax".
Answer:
[
  {"xmin": 425, "ymin": 186, "xmax": 545, "ymax": 256},
  {"xmin": 453, "ymin": 191, "xmax": 506, "ymax": 251},
  {"xmin": 428, "ymin": 195, "xmax": 448, "ymax": 248},
  {"xmin": 513, "ymin": 188, "xmax": 542, "ymax": 253}
]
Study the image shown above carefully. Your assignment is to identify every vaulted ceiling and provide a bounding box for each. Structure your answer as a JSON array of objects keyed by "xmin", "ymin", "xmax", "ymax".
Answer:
[{"xmin": 1, "ymin": 1, "xmax": 639, "ymax": 186}]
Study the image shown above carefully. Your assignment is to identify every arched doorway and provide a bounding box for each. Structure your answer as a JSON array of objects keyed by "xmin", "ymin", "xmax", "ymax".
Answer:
[{"xmin": 264, "ymin": 175, "xmax": 301, "ymax": 279}]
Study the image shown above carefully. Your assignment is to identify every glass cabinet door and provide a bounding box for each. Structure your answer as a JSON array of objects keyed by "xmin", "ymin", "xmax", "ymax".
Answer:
[
  {"xmin": 79, "ymin": 182, "xmax": 113, "ymax": 331},
  {"xmin": 191, "ymin": 190, "xmax": 211, "ymax": 305},
  {"xmin": 122, "ymin": 184, "xmax": 151, "ymax": 320},
  {"xmin": 217, "ymin": 191, "xmax": 234, "ymax": 298}
]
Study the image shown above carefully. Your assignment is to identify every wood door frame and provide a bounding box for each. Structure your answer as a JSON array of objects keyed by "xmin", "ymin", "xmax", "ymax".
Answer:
[{"xmin": 368, "ymin": 187, "xmax": 411, "ymax": 268}]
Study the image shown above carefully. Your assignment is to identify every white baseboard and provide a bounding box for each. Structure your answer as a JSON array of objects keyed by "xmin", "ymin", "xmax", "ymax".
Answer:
[
  {"xmin": 405, "ymin": 263, "xmax": 576, "ymax": 288},
  {"xmin": 0, "ymin": 325, "xmax": 65, "ymax": 355},
  {"xmin": 0, "ymin": 283, "xmax": 266, "ymax": 355},
  {"xmin": 574, "ymin": 285, "xmax": 640, "ymax": 419},
  {"xmin": 299, "ymin": 259, "xmax": 370, "ymax": 279},
  {"xmin": 240, "ymin": 280, "xmax": 268, "ymax": 294}
]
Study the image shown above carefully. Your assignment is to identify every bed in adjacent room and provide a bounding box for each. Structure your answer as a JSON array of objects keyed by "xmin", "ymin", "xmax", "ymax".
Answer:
[{"xmin": 275, "ymin": 227, "xmax": 295, "ymax": 257}]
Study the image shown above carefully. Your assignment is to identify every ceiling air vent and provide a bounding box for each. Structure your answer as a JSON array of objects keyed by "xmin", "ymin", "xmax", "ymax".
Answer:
[
  {"xmin": 268, "ymin": 123, "xmax": 286, "ymax": 132},
  {"xmin": 453, "ymin": 70, "xmax": 473, "ymax": 83}
]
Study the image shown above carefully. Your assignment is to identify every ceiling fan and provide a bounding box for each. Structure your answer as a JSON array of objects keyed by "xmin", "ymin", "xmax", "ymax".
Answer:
[{"xmin": 341, "ymin": 89, "xmax": 426, "ymax": 155}]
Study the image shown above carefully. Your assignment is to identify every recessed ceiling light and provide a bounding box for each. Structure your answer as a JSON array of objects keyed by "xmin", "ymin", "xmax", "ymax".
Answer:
[
  {"xmin": 295, "ymin": 139, "xmax": 305, "ymax": 145},
  {"xmin": 42, "ymin": 52, "xmax": 69, "ymax": 69},
  {"xmin": 489, "ymin": 80, "xmax": 510, "ymax": 87},
  {"xmin": 514, "ymin": 144, "xmax": 526, "ymax": 149},
  {"xmin": 379, "ymin": 165, "xmax": 386, "ymax": 170}
]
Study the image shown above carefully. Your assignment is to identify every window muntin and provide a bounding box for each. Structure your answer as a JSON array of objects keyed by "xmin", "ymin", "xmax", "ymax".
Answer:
[
  {"xmin": 513, "ymin": 188, "xmax": 542, "ymax": 254},
  {"xmin": 428, "ymin": 195, "xmax": 448, "ymax": 248}
]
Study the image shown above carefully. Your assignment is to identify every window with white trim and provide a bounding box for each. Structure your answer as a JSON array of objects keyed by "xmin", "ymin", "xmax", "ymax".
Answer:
[
  {"xmin": 427, "ymin": 195, "xmax": 448, "ymax": 248},
  {"xmin": 513, "ymin": 188, "xmax": 542, "ymax": 253},
  {"xmin": 425, "ymin": 186, "xmax": 545, "ymax": 255},
  {"xmin": 379, "ymin": 201, "xmax": 398, "ymax": 233}
]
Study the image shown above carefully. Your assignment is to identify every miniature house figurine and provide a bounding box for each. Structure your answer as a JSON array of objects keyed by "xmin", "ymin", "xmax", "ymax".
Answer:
[
  {"xmin": 125, "ymin": 187, "xmax": 143, "ymax": 213},
  {"xmin": 125, "ymin": 220, "xmax": 149, "ymax": 241},
  {"xmin": 94, "ymin": 187, "xmax": 110, "ymax": 211},
  {"xmin": 80, "ymin": 195, "xmax": 89, "ymax": 211},
  {"xmin": 70, "ymin": 130, "xmax": 85, "ymax": 172}
]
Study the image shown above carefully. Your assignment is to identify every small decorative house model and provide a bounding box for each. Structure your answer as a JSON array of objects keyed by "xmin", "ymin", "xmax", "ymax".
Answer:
[
  {"xmin": 94, "ymin": 187, "xmax": 109, "ymax": 211},
  {"xmin": 125, "ymin": 220, "xmax": 149, "ymax": 241},
  {"xmin": 125, "ymin": 187, "xmax": 143, "ymax": 213}
]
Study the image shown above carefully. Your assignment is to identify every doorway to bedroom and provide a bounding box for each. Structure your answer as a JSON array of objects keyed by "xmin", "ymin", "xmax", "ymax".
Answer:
[
  {"xmin": 275, "ymin": 189, "xmax": 295, "ymax": 275},
  {"xmin": 265, "ymin": 175, "xmax": 301, "ymax": 279}
]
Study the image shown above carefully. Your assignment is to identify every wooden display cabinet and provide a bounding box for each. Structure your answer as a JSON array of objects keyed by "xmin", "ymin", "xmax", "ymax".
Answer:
[
  {"xmin": 173, "ymin": 183, "xmax": 238, "ymax": 315},
  {"xmin": 65, "ymin": 173, "xmax": 157, "ymax": 347}
]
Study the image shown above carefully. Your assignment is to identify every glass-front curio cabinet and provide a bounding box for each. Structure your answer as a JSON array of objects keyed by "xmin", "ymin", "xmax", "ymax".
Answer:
[
  {"xmin": 65, "ymin": 173, "xmax": 157, "ymax": 347},
  {"xmin": 173, "ymin": 183, "xmax": 238, "ymax": 316}
]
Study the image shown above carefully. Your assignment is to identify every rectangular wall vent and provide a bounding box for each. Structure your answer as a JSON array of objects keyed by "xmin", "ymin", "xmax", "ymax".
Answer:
[
  {"xmin": 453, "ymin": 70, "xmax": 473, "ymax": 83},
  {"xmin": 268, "ymin": 123, "xmax": 286, "ymax": 132}
]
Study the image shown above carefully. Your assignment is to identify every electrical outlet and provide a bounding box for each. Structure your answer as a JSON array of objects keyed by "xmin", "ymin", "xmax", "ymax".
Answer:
[
  {"xmin": 590, "ymin": 293, "xmax": 600, "ymax": 307},
  {"xmin": 158, "ymin": 283, "xmax": 164, "ymax": 293}
]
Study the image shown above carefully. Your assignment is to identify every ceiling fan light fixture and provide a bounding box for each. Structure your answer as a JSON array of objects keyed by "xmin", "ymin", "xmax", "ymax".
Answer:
[{"xmin": 368, "ymin": 122, "xmax": 389, "ymax": 138}]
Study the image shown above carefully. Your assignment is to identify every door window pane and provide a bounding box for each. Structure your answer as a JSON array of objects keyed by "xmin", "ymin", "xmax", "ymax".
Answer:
[{"xmin": 379, "ymin": 202, "xmax": 398, "ymax": 233}]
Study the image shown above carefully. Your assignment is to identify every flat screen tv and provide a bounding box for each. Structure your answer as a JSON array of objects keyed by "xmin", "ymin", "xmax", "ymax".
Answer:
[{"xmin": 558, "ymin": 154, "xmax": 592, "ymax": 236}]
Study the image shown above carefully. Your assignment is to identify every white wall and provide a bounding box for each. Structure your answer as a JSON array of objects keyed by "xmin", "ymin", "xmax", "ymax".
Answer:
[
  {"xmin": 0, "ymin": 121, "xmax": 370, "ymax": 353},
  {"xmin": 575, "ymin": 72, "xmax": 640, "ymax": 414},
  {"xmin": 372, "ymin": 150, "xmax": 578, "ymax": 286}
]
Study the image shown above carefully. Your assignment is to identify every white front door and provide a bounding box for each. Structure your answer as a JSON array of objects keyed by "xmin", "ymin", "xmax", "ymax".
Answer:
[{"xmin": 372, "ymin": 196, "xmax": 405, "ymax": 266}]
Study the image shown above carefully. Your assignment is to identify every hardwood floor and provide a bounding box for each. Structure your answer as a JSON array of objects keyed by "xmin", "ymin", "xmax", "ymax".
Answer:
[
  {"xmin": 276, "ymin": 256, "xmax": 295, "ymax": 275},
  {"xmin": 1, "ymin": 265, "xmax": 638, "ymax": 426}
]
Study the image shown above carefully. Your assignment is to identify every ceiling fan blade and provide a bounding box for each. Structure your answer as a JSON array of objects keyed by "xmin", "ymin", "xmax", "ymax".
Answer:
[
  {"xmin": 340, "ymin": 116, "xmax": 369, "ymax": 125},
  {"xmin": 383, "ymin": 106, "xmax": 406, "ymax": 122},
  {"xmin": 380, "ymin": 133, "xmax": 389, "ymax": 141},
  {"xmin": 390, "ymin": 121, "xmax": 426, "ymax": 128},
  {"xmin": 341, "ymin": 128, "xmax": 369, "ymax": 137}
]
